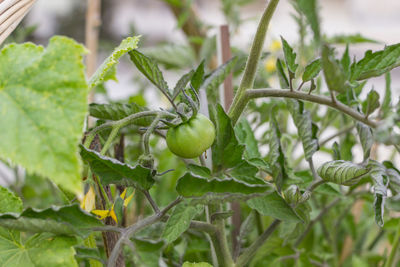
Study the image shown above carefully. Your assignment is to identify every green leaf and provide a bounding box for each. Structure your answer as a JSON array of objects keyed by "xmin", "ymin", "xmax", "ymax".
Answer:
[
  {"xmin": 229, "ymin": 161, "xmax": 266, "ymax": 185},
  {"xmin": 0, "ymin": 233, "xmax": 78, "ymax": 267},
  {"xmin": 297, "ymin": 0, "xmax": 320, "ymax": 42},
  {"xmin": 191, "ymin": 60, "xmax": 205, "ymax": 92},
  {"xmin": 176, "ymin": 172, "xmax": 271, "ymax": 198},
  {"xmin": 187, "ymin": 164, "xmax": 212, "ymax": 179},
  {"xmin": 302, "ymin": 59, "xmax": 321, "ymax": 82},
  {"xmin": 267, "ymin": 116, "xmax": 289, "ymax": 191},
  {"xmin": 362, "ymin": 89, "xmax": 380, "ymax": 117},
  {"xmin": 235, "ymin": 118, "xmax": 261, "ymax": 159},
  {"xmin": 89, "ymin": 102, "xmax": 152, "ymax": 126},
  {"xmin": 129, "ymin": 49, "xmax": 170, "ymax": 97},
  {"xmin": 172, "ymin": 70, "xmax": 194, "ymax": 100},
  {"xmin": 200, "ymin": 57, "xmax": 237, "ymax": 103},
  {"xmin": 0, "ymin": 186, "xmax": 22, "ymax": 213},
  {"xmin": 182, "ymin": 262, "xmax": 213, "ymax": 267},
  {"xmin": 141, "ymin": 44, "xmax": 195, "ymax": 69},
  {"xmin": 356, "ymin": 122, "xmax": 373, "ymax": 160},
  {"xmin": 210, "ymin": 104, "xmax": 245, "ymax": 171},
  {"xmin": 88, "ymin": 36, "xmax": 140, "ymax": 88},
  {"xmin": 0, "ymin": 204, "xmax": 102, "ymax": 238},
  {"xmin": 74, "ymin": 246, "xmax": 103, "ymax": 263},
  {"xmin": 0, "ymin": 36, "xmax": 89, "ymax": 194},
  {"xmin": 351, "ymin": 43, "xmax": 400, "ymax": 81},
  {"xmin": 80, "ymin": 145, "xmax": 154, "ymax": 189},
  {"xmin": 286, "ymin": 100, "xmax": 319, "ymax": 160},
  {"xmin": 247, "ymin": 191, "xmax": 302, "ymax": 222},
  {"xmin": 321, "ymin": 44, "xmax": 348, "ymax": 93},
  {"xmin": 326, "ymin": 33, "xmax": 380, "ymax": 44},
  {"xmin": 381, "ymin": 73, "xmax": 392, "ymax": 117},
  {"xmin": 317, "ymin": 160, "xmax": 370, "ymax": 185},
  {"xmin": 132, "ymin": 238, "xmax": 165, "ymax": 267},
  {"xmin": 280, "ymin": 36, "xmax": 298, "ymax": 74},
  {"xmin": 162, "ymin": 201, "xmax": 202, "ymax": 243},
  {"xmin": 341, "ymin": 45, "xmax": 351, "ymax": 78},
  {"xmin": 276, "ymin": 58, "xmax": 290, "ymax": 88},
  {"xmin": 367, "ymin": 160, "xmax": 389, "ymax": 227}
]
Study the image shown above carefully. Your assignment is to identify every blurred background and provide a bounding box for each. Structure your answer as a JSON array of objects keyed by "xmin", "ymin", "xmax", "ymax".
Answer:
[
  {"xmin": 1, "ymin": 0, "xmax": 399, "ymax": 186},
  {"xmin": 13, "ymin": 0, "xmax": 400, "ymax": 101}
]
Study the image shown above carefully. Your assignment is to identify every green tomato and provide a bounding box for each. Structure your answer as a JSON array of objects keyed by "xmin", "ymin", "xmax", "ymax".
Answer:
[{"xmin": 166, "ymin": 113, "xmax": 216, "ymax": 158}]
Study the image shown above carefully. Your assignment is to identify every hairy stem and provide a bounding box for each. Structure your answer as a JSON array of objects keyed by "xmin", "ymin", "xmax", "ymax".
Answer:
[
  {"xmin": 84, "ymin": 110, "xmax": 176, "ymax": 148},
  {"xmin": 294, "ymin": 197, "xmax": 341, "ymax": 247},
  {"xmin": 143, "ymin": 115, "xmax": 162, "ymax": 155},
  {"xmin": 235, "ymin": 219, "xmax": 281, "ymax": 267},
  {"xmin": 107, "ymin": 197, "xmax": 182, "ymax": 267},
  {"xmin": 228, "ymin": 0, "xmax": 280, "ymax": 125},
  {"xmin": 245, "ymin": 89, "xmax": 379, "ymax": 128},
  {"xmin": 385, "ymin": 222, "xmax": 400, "ymax": 267}
]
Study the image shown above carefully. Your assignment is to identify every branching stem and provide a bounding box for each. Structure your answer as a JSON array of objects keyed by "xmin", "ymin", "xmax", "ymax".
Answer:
[
  {"xmin": 228, "ymin": 0, "xmax": 280, "ymax": 125},
  {"xmin": 107, "ymin": 197, "xmax": 182, "ymax": 267},
  {"xmin": 245, "ymin": 89, "xmax": 379, "ymax": 128}
]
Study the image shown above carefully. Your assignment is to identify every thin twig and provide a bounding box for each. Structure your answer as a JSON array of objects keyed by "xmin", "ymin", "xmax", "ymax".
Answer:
[
  {"xmin": 142, "ymin": 115, "xmax": 162, "ymax": 155},
  {"xmin": 245, "ymin": 89, "xmax": 379, "ymax": 128},
  {"xmin": 235, "ymin": 219, "xmax": 281, "ymax": 267},
  {"xmin": 319, "ymin": 125, "xmax": 354, "ymax": 147},
  {"xmin": 107, "ymin": 197, "xmax": 182, "ymax": 267},
  {"xmin": 294, "ymin": 197, "xmax": 341, "ymax": 247},
  {"xmin": 142, "ymin": 190, "xmax": 160, "ymax": 214}
]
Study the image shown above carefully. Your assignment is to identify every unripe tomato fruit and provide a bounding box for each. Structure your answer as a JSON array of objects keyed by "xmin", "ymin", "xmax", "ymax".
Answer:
[{"xmin": 166, "ymin": 113, "xmax": 216, "ymax": 158}]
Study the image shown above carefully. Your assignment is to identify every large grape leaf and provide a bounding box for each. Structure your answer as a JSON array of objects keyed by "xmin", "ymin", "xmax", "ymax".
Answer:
[
  {"xmin": 0, "ymin": 186, "xmax": 22, "ymax": 213},
  {"xmin": 0, "ymin": 232, "xmax": 78, "ymax": 267},
  {"xmin": 0, "ymin": 36, "xmax": 89, "ymax": 194},
  {"xmin": 0, "ymin": 189, "xmax": 80, "ymax": 266}
]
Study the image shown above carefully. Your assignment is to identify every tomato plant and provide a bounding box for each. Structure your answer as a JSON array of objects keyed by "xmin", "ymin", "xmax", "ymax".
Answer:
[{"xmin": 0, "ymin": 0, "xmax": 400, "ymax": 267}]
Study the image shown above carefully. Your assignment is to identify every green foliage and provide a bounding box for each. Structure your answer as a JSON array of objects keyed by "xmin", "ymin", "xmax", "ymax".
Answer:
[
  {"xmin": 162, "ymin": 201, "xmax": 203, "ymax": 243},
  {"xmin": 89, "ymin": 102, "xmax": 152, "ymax": 126},
  {"xmin": 286, "ymin": 100, "xmax": 319, "ymax": 160},
  {"xmin": 2, "ymin": 1, "xmax": 400, "ymax": 266},
  {"xmin": 302, "ymin": 59, "xmax": 321, "ymax": 82},
  {"xmin": 0, "ymin": 186, "xmax": 22, "ymax": 213},
  {"xmin": 200, "ymin": 57, "xmax": 237, "ymax": 103},
  {"xmin": 0, "ymin": 36, "xmax": 88, "ymax": 194},
  {"xmin": 0, "ymin": 232, "xmax": 78, "ymax": 267},
  {"xmin": 80, "ymin": 145, "xmax": 154, "ymax": 189},
  {"xmin": 362, "ymin": 89, "xmax": 380, "ymax": 117},
  {"xmin": 176, "ymin": 172, "xmax": 271, "ymax": 197},
  {"xmin": 321, "ymin": 44, "xmax": 348, "ymax": 93},
  {"xmin": 317, "ymin": 160, "xmax": 370, "ymax": 185},
  {"xmin": 247, "ymin": 192, "xmax": 302, "ymax": 222},
  {"xmin": 280, "ymin": 36, "xmax": 298, "ymax": 78},
  {"xmin": 296, "ymin": 0, "xmax": 320, "ymax": 42},
  {"xmin": 0, "ymin": 204, "xmax": 102, "ymax": 238},
  {"xmin": 89, "ymin": 36, "xmax": 140, "ymax": 88},
  {"xmin": 129, "ymin": 49, "xmax": 171, "ymax": 97},
  {"xmin": 326, "ymin": 33, "xmax": 380, "ymax": 44},
  {"xmin": 142, "ymin": 44, "xmax": 196, "ymax": 69},
  {"xmin": 351, "ymin": 43, "xmax": 400, "ymax": 80}
]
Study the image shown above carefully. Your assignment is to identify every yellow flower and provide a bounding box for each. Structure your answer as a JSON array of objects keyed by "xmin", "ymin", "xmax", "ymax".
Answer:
[
  {"xmin": 264, "ymin": 57, "xmax": 277, "ymax": 73},
  {"xmin": 269, "ymin": 39, "xmax": 281, "ymax": 52},
  {"xmin": 91, "ymin": 188, "xmax": 135, "ymax": 223},
  {"xmin": 80, "ymin": 185, "xmax": 96, "ymax": 212},
  {"xmin": 92, "ymin": 209, "xmax": 118, "ymax": 223},
  {"xmin": 120, "ymin": 188, "xmax": 135, "ymax": 207}
]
